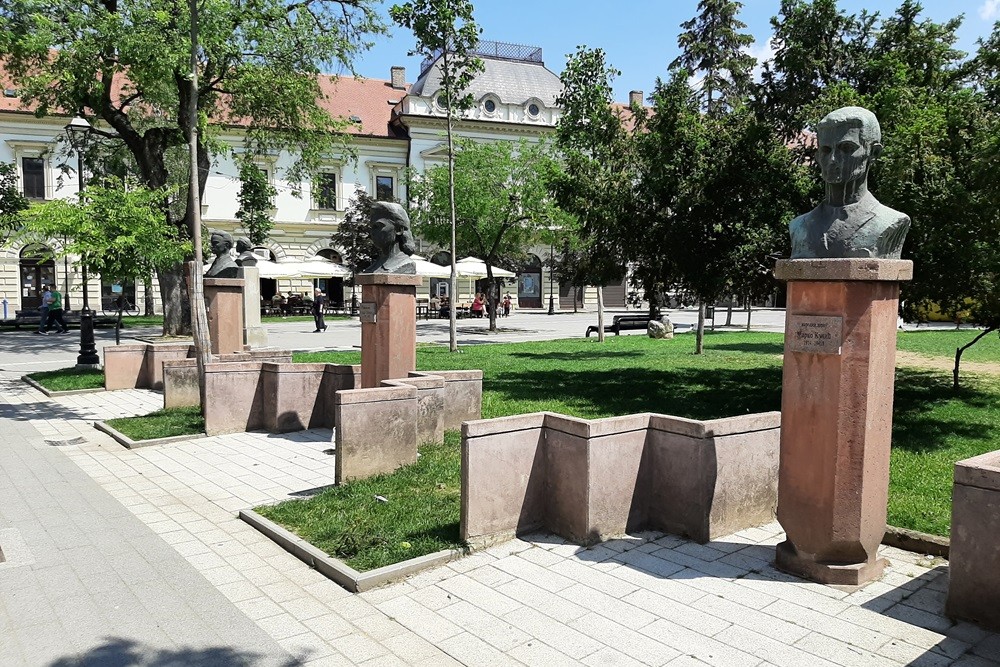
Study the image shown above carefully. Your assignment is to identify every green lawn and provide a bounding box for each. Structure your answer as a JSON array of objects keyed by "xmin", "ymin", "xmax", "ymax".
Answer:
[
  {"xmin": 897, "ymin": 329, "xmax": 1000, "ymax": 363},
  {"xmin": 283, "ymin": 332, "xmax": 1000, "ymax": 569},
  {"xmin": 26, "ymin": 367, "xmax": 105, "ymax": 392},
  {"xmin": 105, "ymin": 406, "xmax": 205, "ymax": 441},
  {"xmin": 256, "ymin": 434, "xmax": 463, "ymax": 572}
]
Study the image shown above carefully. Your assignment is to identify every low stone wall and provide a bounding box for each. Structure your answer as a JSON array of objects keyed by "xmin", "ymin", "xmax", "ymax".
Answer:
[
  {"xmin": 105, "ymin": 342, "xmax": 191, "ymax": 390},
  {"xmin": 163, "ymin": 350, "xmax": 293, "ymax": 409},
  {"xmin": 461, "ymin": 411, "xmax": 781, "ymax": 548},
  {"xmin": 947, "ymin": 450, "xmax": 1000, "ymax": 632}
]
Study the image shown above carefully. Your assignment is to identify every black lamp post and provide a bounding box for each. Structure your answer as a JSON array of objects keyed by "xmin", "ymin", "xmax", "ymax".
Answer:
[
  {"xmin": 65, "ymin": 115, "xmax": 100, "ymax": 367},
  {"xmin": 547, "ymin": 239, "xmax": 555, "ymax": 315}
]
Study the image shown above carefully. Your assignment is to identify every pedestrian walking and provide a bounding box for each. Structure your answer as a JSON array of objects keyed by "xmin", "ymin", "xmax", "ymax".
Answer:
[
  {"xmin": 36, "ymin": 284, "xmax": 51, "ymax": 334},
  {"xmin": 312, "ymin": 288, "xmax": 327, "ymax": 332},
  {"xmin": 43, "ymin": 287, "xmax": 69, "ymax": 334}
]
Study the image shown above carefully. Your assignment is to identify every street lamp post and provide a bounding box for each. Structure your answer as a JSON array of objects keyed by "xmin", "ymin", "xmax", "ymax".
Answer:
[
  {"xmin": 65, "ymin": 115, "xmax": 100, "ymax": 367},
  {"xmin": 547, "ymin": 240, "xmax": 555, "ymax": 315}
]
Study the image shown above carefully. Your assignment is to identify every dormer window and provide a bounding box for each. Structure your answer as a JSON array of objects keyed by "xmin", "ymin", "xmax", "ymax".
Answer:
[
  {"xmin": 527, "ymin": 103, "xmax": 540, "ymax": 117},
  {"xmin": 484, "ymin": 99, "xmax": 496, "ymax": 113},
  {"xmin": 435, "ymin": 95, "xmax": 447, "ymax": 111}
]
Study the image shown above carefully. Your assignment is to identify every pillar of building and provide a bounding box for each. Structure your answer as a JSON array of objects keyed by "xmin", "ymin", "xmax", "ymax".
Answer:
[
  {"xmin": 774, "ymin": 258, "xmax": 912, "ymax": 587},
  {"xmin": 204, "ymin": 277, "xmax": 245, "ymax": 356},
  {"xmin": 357, "ymin": 273, "xmax": 421, "ymax": 389}
]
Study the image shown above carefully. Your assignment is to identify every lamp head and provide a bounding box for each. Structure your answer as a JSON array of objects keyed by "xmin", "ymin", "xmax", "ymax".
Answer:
[{"xmin": 64, "ymin": 116, "xmax": 92, "ymax": 149}]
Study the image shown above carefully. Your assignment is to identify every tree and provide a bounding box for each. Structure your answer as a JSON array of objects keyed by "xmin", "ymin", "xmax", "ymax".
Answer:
[
  {"xmin": 0, "ymin": 0, "xmax": 384, "ymax": 335},
  {"xmin": 554, "ymin": 46, "xmax": 635, "ymax": 341},
  {"xmin": 330, "ymin": 188, "xmax": 379, "ymax": 311},
  {"xmin": 409, "ymin": 138, "xmax": 568, "ymax": 332},
  {"xmin": 236, "ymin": 159, "xmax": 278, "ymax": 247},
  {"xmin": 391, "ymin": 0, "xmax": 484, "ymax": 352},
  {"xmin": 672, "ymin": 0, "xmax": 756, "ymax": 114},
  {"xmin": 0, "ymin": 162, "xmax": 29, "ymax": 246},
  {"xmin": 16, "ymin": 179, "xmax": 190, "ymax": 343}
]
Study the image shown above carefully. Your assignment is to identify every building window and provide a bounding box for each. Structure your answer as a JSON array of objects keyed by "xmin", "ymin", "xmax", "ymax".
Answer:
[
  {"xmin": 435, "ymin": 95, "xmax": 447, "ymax": 111},
  {"xmin": 21, "ymin": 157, "xmax": 45, "ymax": 199},
  {"xmin": 527, "ymin": 103, "xmax": 540, "ymax": 117},
  {"xmin": 316, "ymin": 172, "xmax": 338, "ymax": 210},
  {"xmin": 376, "ymin": 175, "xmax": 394, "ymax": 201},
  {"xmin": 484, "ymin": 99, "xmax": 496, "ymax": 113}
]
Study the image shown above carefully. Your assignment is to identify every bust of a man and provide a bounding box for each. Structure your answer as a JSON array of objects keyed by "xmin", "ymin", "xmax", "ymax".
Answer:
[
  {"xmin": 789, "ymin": 106, "xmax": 910, "ymax": 259},
  {"xmin": 364, "ymin": 201, "xmax": 416, "ymax": 274},
  {"xmin": 206, "ymin": 230, "xmax": 240, "ymax": 278}
]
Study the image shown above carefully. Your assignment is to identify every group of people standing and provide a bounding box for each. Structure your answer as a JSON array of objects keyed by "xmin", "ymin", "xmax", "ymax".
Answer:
[
  {"xmin": 35, "ymin": 285, "xmax": 70, "ymax": 335},
  {"xmin": 470, "ymin": 292, "xmax": 513, "ymax": 318}
]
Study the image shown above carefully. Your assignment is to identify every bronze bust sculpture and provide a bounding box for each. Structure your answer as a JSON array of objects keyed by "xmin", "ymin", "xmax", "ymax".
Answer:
[
  {"xmin": 206, "ymin": 230, "xmax": 240, "ymax": 278},
  {"xmin": 789, "ymin": 106, "xmax": 910, "ymax": 259},
  {"xmin": 364, "ymin": 201, "xmax": 417, "ymax": 274}
]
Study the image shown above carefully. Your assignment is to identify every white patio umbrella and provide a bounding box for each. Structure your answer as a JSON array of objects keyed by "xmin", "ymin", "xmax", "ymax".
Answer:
[
  {"xmin": 456, "ymin": 256, "xmax": 515, "ymax": 278},
  {"xmin": 409, "ymin": 254, "xmax": 453, "ymax": 279},
  {"xmin": 247, "ymin": 259, "xmax": 303, "ymax": 279},
  {"xmin": 286, "ymin": 257, "xmax": 352, "ymax": 278}
]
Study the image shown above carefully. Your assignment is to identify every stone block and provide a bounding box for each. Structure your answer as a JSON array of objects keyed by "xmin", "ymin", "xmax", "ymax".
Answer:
[
  {"xmin": 103, "ymin": 344, "xmax": 150, "ymax": 390},
  {"xmin": 262, "ymin": 363, "xmax": 327, "ymax": 433},
  {"xmin": 318, "ymin": 364, "xmax": 361, "ymax": 429},
  {"xmin": 204, "ymin": 277, "xmax": 246, "ymax": 356},
  {"xmin": 146, "ymin": 343, "xmax": 194, "ymax": 390},
  {"xmin": 162, "ymin": 359, "xmax": 200, "ymax": 408},
  {"xmin": 334, "ymin": 385, "xmax": 418, "ymax": 484},
  {"xmin": 203, "ymin": 361, "xmax": 265, "ymax": 435},
  {"xmin": 417, "ymin": 370, "xmax": 483, "ymax": 430},
  {"xmin": 585, "ymin": 427, "xmax": 649, "ymax": 540},
  {"xmin": 392, "ymin": 375, "xmax": 445, "ymax": 445},
  {"xmin": 237, "ymin": 266, "xmax": 268, "ymax": 348},
  {"xmin": 358, "ymin": 274, "xmax": 421, "ymax": 388},
  {"xmin": 947, "ymin": 450, "xmax": 1000, "ymax": 632},
  {"xmin": 461, "ymin": 413, "xmax": 547, "ymax": 547}
]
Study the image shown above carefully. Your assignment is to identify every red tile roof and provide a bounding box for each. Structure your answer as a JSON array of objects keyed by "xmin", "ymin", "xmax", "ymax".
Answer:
[{"xmin": 0, "ymin": 66, "xmax": 407, "ymax": 139}]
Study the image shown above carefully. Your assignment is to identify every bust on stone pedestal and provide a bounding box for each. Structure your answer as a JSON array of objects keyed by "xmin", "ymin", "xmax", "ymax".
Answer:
[
  {"xmin": 789, "ymin": 106, "xmax": 910, "ymax": 260},
  {"xmin": 364, "ymin": 202, "xmax": 417, "ymax": 275},
  {"xmin": 206, "ymin": 230, "xmax": 240, "ymax": 278}
]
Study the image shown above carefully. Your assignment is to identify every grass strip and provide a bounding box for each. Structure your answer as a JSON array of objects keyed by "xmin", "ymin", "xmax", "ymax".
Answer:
[
  {"xmin": 26, "ymin": 367, "xmax": 105, "ymax": 392},
  {"xmin": 255, "ymin": 433, "xmax": 463, "ymax": 572},
  {"xmin": 897, "ymin": 329, "xmax": 1000, "ymax": 363},
  {"xmin": 106, "ymin": 406, "xmax": 204, "ymax": 441},
  {"xmin": 294, "ymin": 333, "xmax": 1000, "ymax": 541}
]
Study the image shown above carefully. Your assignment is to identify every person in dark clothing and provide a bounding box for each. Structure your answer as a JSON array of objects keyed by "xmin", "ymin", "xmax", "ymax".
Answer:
[
  {"xmin": 44, "ymin": 288, "xmax": 70, "ymax": 334},
  {"xmin": 312, "ymin": 288, "xmax": 327, "ymax": 332}
]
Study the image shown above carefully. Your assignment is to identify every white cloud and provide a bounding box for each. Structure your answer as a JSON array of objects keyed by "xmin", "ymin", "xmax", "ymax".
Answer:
[
  {"xmin": 981, "ymin": 0, "xmax": 1000, "ymax": 21},
  {"xmin": 743, "ymin": 36, "xmax": 777, "ymax": 81}
]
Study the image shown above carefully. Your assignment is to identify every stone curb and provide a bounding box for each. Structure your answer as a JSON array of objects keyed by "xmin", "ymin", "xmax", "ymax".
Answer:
[
  {"xmin": 93, "ymin": 420, "xmax": 208, "ymax": 450},
  {"xmin": 239, "ymin": 508, "xmax": 466, "ymax": 593},
  {"xmin": 883, "ymin": 525, "xmax": 949, "ymax": 559},
  {"xmin": 21, "ymin": 375, "xmax": 106, "ymax": 398}
]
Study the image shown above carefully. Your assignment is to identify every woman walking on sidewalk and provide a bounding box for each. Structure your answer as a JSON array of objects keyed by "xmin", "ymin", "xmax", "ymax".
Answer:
[
  {"xmin": 43, "ymin": 287, "xmax": 70, "ymax": 334},
  {"xmin": 312, "ymin": 288, "xmax": 327, "ymax": 332}
]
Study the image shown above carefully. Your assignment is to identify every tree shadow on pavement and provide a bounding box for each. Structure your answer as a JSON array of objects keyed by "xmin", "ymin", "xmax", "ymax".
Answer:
[{"xmin": 48, "ymin": 638, "xmax": 305, "ymax": 667}]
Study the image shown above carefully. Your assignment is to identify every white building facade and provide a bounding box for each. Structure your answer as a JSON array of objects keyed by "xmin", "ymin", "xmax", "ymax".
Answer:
[{"xmin": 0, "ymin": 41, "xmax": 628, "ymax": 317}]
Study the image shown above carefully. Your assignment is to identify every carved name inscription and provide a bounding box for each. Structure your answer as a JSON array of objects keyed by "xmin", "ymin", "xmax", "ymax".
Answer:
[
  {"xmin": 788, "ymin": 315, "xmax": 843, "ymax": 355},
  {"xmin": 359, "ymin": 302, "xmax": 377, "ymax": 324}
]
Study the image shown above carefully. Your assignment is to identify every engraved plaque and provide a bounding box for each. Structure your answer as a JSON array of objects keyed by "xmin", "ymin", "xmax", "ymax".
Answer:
[
  {"xmin": 788, "ymin": 315, "xmax": 842, "ymax": 354},
  {"xmin": 359, "ymin": 302, "xmax": 377, "ymax": 324}
]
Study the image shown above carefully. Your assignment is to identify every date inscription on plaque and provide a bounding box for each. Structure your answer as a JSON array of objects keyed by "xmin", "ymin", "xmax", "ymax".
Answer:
[
  {"xmin": 359, "ymin": 302, "xmax": 377, "ymax": 324},
  {"xmin": 788, "ymin": 315, "xmax": 842, "ymax": 354}
]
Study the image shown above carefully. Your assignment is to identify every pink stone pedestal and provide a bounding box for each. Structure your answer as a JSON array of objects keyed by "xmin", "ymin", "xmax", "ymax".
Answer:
[
  {"xmin": 357, "ymin": 273, "xmax": 422, "ymax": 389},
  {"xmin": 204, "ymin": 278, "xmax": 245, "ymax": 356},
  {"xmin": 774, "ymin": 258, "xmax": 912, "ymax": 587}
]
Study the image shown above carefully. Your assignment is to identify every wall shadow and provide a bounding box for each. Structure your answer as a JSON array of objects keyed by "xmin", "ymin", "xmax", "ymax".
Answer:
[{"xmin": 48, "ymin": 637, "xmax": 304, "ymax": 667}]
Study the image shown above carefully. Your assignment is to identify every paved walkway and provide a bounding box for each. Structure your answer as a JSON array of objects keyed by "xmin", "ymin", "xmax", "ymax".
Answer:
[{"xmin": 2, "ymin": 332, "xmax": 1000, "ymax": 665}]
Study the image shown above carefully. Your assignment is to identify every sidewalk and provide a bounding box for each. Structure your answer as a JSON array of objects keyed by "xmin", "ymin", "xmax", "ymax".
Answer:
[{"xmin": 1, "ymin": 345, "xmax": 999, "ymax": 665}]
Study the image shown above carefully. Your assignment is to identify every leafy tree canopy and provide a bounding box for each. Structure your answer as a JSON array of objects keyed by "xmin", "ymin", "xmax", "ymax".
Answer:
[{"xmin": 0, "ymin": 161, "xmax": 29, "ymax": 245}]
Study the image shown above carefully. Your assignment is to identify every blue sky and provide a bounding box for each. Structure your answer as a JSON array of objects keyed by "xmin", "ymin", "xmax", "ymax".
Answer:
[{"xmin": 349, "ymin": 0, "xmax": 999, "ymax": 102}]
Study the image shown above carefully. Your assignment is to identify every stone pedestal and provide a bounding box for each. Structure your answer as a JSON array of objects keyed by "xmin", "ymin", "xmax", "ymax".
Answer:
[
  {"xmin": 947, "ymin": 450, "xmax": 1000, "ymax": 631},
  {"xmin": 204, "ymin": 277, "xmax": 245, "ymax": 356},
  {"xmin": 356, "ymin": 273, "xmax": 421, "ymax": 389},
  {"xmin": 774, "ymin": 258, "xmax": 912, "ymax": 587},
  {"xmin": 237, "ymin": 266, "xmax": 268, "ymax": 348}
]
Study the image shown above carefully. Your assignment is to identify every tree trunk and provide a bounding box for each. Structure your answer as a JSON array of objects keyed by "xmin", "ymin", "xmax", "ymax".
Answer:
[
  {"xmin": 143, "ymin": 276, "xmax": 155, "ymax": 316},
  {"xmin": 746, "ymin": 301, "xmax": 752, "ymax": 332},
  {"xmin": 695, "ymin": 300, "xmax": 705, "ymax": 354},
  {"xmin": 725, "ymin": 301, "xmax": 733, "ymax": 326},
  {"xmin": 444, "ymin": 51, "xmax": 458, "ymax": 353},
  {"xmin": 158, "ymin": 266, "xmax": 189, "ymax": 335},
  {"xmin": 597, "ymin": 285, "xmax": 606, "ymax": 343},
  {"xmin": 953, "ymin": 327, "xmax": 996, "ymax": 390},
  {"xmin": 487, "ymin": 273, "xmax": 498, "ymax": 332}
]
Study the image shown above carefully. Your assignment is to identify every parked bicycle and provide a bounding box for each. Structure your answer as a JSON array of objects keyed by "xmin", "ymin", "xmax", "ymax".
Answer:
[{"xmin": 102, "ymin": 295, "xmax": 140, "ymax": 317}]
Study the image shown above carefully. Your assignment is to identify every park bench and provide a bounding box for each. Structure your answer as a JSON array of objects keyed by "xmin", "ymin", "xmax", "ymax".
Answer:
[
  {"xmin": 585, "ymin": 314, "xmax": 652, "ymax": 337},
  {"xmin": 11, "ymin": 309, "xmax": 114, "ymax": 329}
]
